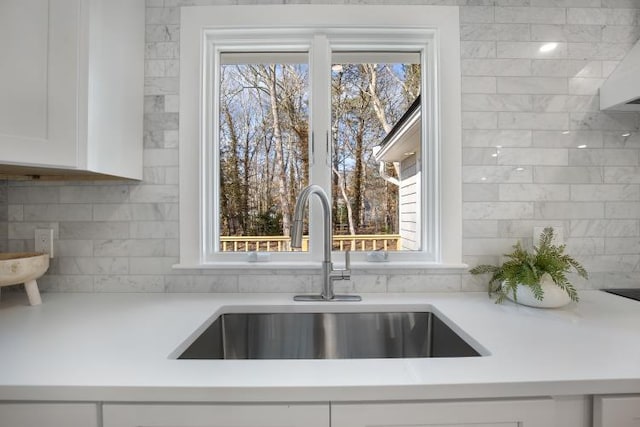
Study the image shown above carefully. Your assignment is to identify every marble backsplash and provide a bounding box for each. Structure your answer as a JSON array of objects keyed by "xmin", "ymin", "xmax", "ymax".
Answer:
[{"xmin": 2, "ymin": 0, "xmax": 640, "ymax": 294}]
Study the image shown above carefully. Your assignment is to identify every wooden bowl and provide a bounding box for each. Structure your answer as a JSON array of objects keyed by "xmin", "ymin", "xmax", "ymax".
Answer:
[{"xmin": 0, "ymin": 252, "xmax": 49, "ymax": 305}]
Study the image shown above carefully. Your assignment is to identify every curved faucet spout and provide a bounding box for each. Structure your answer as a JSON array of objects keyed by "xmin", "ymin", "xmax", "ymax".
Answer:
[
  {"xmin": 290, "ymin": 185, "xmax": 332, "ymax": 265},
  {"xmin": 291, "ymin": 185, "xmax": 359, "ymax": 302}
]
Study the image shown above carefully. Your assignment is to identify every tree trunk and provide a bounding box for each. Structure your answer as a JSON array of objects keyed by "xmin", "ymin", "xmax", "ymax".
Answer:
[
  {"xmin": 264, "ymin": 65, "xmax": 291, "ymax": 237},
  {"xmin": 332, "ymin": 165, "xmax": 356, "ymax": 236}
]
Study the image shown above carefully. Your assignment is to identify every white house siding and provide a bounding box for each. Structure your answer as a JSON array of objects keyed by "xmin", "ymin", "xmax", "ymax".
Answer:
[{"xmin": 399, "ymin": 154, "xmax": 420, "ymax": 251}]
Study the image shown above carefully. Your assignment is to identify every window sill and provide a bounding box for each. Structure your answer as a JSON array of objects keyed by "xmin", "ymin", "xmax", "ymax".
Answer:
[{"xmin": 172, "ymin": 261, "xmax": 469, "ymax": 273}]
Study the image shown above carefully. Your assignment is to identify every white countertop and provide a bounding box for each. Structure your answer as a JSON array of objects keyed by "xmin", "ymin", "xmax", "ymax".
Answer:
[{"xmin": 0, "ymin": 291, "xmax": 639, "ymax": 402}]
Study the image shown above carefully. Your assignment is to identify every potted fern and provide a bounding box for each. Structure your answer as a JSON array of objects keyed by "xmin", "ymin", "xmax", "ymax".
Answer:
[{"xmin": 469, "ymin": 227, "xmax": 588, "ymax": 308}]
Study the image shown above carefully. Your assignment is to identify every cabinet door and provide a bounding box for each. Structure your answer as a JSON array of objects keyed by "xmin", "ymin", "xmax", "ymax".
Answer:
[
  {"xmin": 0, "ymin": 403, "xmax": 98, "ymax": 427},
  {"xmin": 594, "ymin": 395, "xmax": 640, "ymax": 427},
  {"xmin": 332, "ymin": 399, "xmax": 554, "ymax": 427},
  {"xmin": 0, "ymin": 0, "xmax": 80, "ymax": 168},
  {"xmin": 103, "ymin": 403, "xmax": 329, "ymax": 427}
]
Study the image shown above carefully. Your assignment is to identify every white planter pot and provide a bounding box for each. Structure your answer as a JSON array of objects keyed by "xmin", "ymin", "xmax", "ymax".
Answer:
[{"xmin": 505, "ymin": 273, "xmax": 572, "ymax": 308}]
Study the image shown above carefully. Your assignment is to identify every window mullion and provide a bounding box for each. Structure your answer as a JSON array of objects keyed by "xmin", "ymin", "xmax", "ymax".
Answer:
[{"xmin": 308, "ymin": 34, "xmax": 332, "ymax": 262}]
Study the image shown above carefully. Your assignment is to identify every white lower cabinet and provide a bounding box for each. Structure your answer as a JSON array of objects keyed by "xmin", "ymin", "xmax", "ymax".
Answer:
[
  {"xmin": 331, "ymin": 398, "xmax": 555, "ymax": 427},
  {"xmin": 0, "ymin": 403, "xmax": 98, "ymax": 427},
  {"xmin": 102, "ymin": 403, "xmax": 329, "ymax": 427},
  {"xmin": 594, "ymin": 395, "xmax": 640, "ymax": 427}
]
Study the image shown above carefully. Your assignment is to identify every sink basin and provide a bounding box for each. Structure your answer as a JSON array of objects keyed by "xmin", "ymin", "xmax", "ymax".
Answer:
[{"xmin": 178, "ymin": 311, "xmax": 481, "ymax": 359}]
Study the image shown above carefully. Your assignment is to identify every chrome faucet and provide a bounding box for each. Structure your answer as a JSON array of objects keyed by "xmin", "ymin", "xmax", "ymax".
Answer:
[{"xmin": 290, "ymin": 185, "xmax": 361, "ymax": 302}]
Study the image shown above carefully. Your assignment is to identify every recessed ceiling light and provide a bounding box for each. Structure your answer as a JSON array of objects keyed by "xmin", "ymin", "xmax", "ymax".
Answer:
[
  {"xmin": 577, "ymin": 144, "xmax": 587, "ymax": 149},
  {"xmin": 481, "ymin": 177, "xmax": 487, "ymax": 181},
  {"xmin": 622, "ymin": 132, "xmax": 632, "ymax": 137},
  {"xmin": 515, "ymin": 167, "xmax": 525, "ymax": 172},
  {"xmin": 562, "ymin": 130, "xmax": 571, "ymax": 135},
  {"xmin": 491, "ymin": 153, "xmax": 498, "ymax": 158},
  {"xmin": 539, "ymin": 42, "xmax": 558, "ymax": 53}
]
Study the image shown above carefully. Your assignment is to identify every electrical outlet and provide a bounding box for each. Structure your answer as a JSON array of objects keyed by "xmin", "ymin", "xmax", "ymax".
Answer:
[{"xmin": 35, "ymin": 228, "xmax": 54, "ymax": 258}]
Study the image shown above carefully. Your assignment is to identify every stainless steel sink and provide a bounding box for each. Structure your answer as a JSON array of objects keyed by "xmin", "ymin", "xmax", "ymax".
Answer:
[{"xmin": 178, "ymin": 312, "xmax": 481, "ymax": 359}]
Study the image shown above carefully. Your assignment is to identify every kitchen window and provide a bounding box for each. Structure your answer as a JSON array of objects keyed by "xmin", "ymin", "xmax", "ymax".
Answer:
[{"xmin": 178, "ymin": 5, "xmax": 462, "ymax": 268}]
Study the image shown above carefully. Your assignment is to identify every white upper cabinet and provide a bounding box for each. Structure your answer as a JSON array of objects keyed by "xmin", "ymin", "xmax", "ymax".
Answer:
[{"xmin": 0, "ymin": 0, "xmax": 144, "ymax": 179}]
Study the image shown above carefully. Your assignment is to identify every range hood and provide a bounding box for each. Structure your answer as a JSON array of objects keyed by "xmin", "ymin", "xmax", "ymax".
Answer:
[{"xmin": 600, "ymin": 40, "xmax": 640, "ymax": 111}]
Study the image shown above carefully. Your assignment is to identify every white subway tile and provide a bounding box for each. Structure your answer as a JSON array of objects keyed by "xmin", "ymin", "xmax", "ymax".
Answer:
[
  {"xmin": 498, "ymin": 147, "xmax": 569, "ymax": 165},
  {"xmin": 536, "ymin": 201, "xmax": 604, "ymax": 219},
  {"xmin": 498, "ymin": 77, "xmax": 568, "ymax": 94},
  {"xmin": 463, "ymin": 94, "xmax": 532, "ymax": 111},
  {"xmin": 534, "ymin": 166, "xmax": 603, "ymax": 183},
  {"xmin": 565, "ymin": 237, "xmax": 605, "ymax": 255},
  {"xmin": 532, "ymin": 59, "xmax": 601, "ymax": 77},
  {"xmin": 463, "ymin": 130, "xmax": 532, "ymax": 147},
  {"xmin": 165, "ymin": 275, "xmax": 239, "ymax": 293},
  {"xmin": 129, "ymin": 221, "xmax": 179, "ymax": 238},
  {"xmin": 93, "ymin": 239, "xmax": 165, "ymax": 257},
  {"xmin": 497, "ymin": 42, "xmax": 567, "ymax": 59},
  {"xmin": 239, "ymin": 275, "xmax": 312, "ymax": 293},
  {"xmin": 532, "ymin": 130, "xmax": 603, "ymax": 148},
  {"xmin": 463, "ymin": 201, "xmax": 535, "ymax": 219},
  {"xmin": 387, "ymin": 274, "xmax": 461, "ymax": 292},
  {"xmin": 499, "ymin": 183, "xmax": 570, "ymax": 201},
  {"xmin": 569, "ymin": 148, "xmax": 639, "ymax": 166},
  {"xmin": 462, "ymin": 76, "xmax": 497, "ymax": 93},
  {"xmin": 571, "ymin": 184, "xmax": 640, "ymax": 201},
  {"xmin": 24, "ymin": 204, "xmax": 93, "ymax": 221},
  {"xmin": 568, "ymin": 42, "xmax": 633, "ymax": 60},
  {"xmin": 95, "ymin": 257, "xmax": 130, "ymax": 275},
  {"xmin": 59, "ymin": 222, "xmax": 129, "ymax": 239},
  {"xmin": 463, "ymin": 238, "xmax": 521, "ymax": 255},
  {"xmin": 144, "ymin": 77, "xmax": 179, "ymax": 95},
  {"xmin": 463, "ymin": 112, "xmax": 498, "ymax": 129},
  {"xmin": 463, "ymin": 148, "xmax": 499, "ymax": 165},
  {"xmin": 495, "ymin": 7, "xmax": 567, "ymax": 24},
  {"xmin": 461, "ymin": 41, "xmax": 497, "ymax": 58},
  {"xmin": 60, "ymin": 186, "xmax": 129, "ymax": 204},
  {"xmin": 463, "ymin": 165, "xmax": 533, "ymax": 183},
  {"xmin": 606, "ymin": 202, "xmax": 640, "ymax": 218},
  {"xmin": 531, "ymin": 24, "xmax": 602, "ymax": 42},
  {"xmin": 461, "ymin": 23, "xmax": 531, "ymax": 41},
  {"xmin": 570, "ymin": 111, "xmax": 640, "ymax": 131},
  {"xmin": 460, "ymin": 6, "xmax": 495, "ymax": 23},
  {"xmin": 499, "ymin": 112, "xmax": 569, "ymax": 130},
  {"xmin": 145, "ymin": 24, "xmax": 179, "ymax": 42},
  {"xmin": 603, "ymin": 131, "xmax": 640, "ymax": 148},
  {"xmin": 463, "ymin": 220, "xmax": 499, "ymax": 238},
  {"xmin": 143, "ymin": 148, "xmax": 179, "ymax": 167},
  {"xmin": 498, "ymin": 219, "xmax": 568, "ymax": 238},
  {"xmin": 462, "ymin": 59, "xmax": 532, "ymax": 77},
  {"xmin": 8, "ymin": 205, "xmax": 23, "ymax": 221},
  {"xmin": 94, "ymin": 275, "xmax": 165, "ymax": 292},
  {"xmin": 571, "ymin": 219, "xmax": 639, "ymax": 237},
  {"xmin": 568, "ymin": 77, "xmax": 605, "ymax": 95},
  {"xmin": 604, "ymin": 167, "xmax": 640, "ymax": 183},
  {"xmin": 605, "ymin": 238, "xmax": 640, "ymax": 255},
  {"xmin": 146, "ymin": 7, "xmax": 180, "ymax": 25},
  {"xmin": 579, "ymin": 254, "xmax": 639, "ymax": 272},
  {"xmin": 463, "ymin": 184, "xmax": 500, "ymax": 202},
  {"xmin": 532, "ymin": 95, "xmax": 599, "ymax": 112},
  {"xmin": 602, "ymin": 25, "xmax": 640, "ymax": 43}
]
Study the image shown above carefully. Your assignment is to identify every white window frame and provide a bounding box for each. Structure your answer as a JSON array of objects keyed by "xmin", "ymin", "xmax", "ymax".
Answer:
[{"xmin": 177, "ymin": 5, "xmax": 462, "ymax": 269}]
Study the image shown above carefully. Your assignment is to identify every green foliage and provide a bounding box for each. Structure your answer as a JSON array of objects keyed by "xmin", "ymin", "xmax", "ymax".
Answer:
[{"xmin": 469, "ymin": 227, "xmax": 588, "ymax": 304}]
